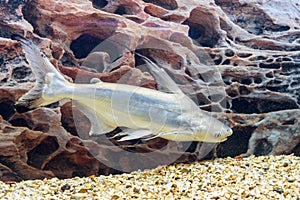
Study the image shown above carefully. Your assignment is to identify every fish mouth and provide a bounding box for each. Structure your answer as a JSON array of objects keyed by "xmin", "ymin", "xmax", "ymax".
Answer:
[
  {"xmin": 219, "ymin": 130, "xmax": 233, "ymax": 142},
  {"xmin": 220, "ymin": 137, "xmax": 228, "ymax": 142}
]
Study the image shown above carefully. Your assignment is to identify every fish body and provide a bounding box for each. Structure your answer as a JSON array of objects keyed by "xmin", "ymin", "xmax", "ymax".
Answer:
[{"xmin": 12, "ymin": 35, "xmax": 232, "ymax": 143}]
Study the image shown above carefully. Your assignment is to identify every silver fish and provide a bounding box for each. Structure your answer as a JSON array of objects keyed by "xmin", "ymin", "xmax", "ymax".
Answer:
[{"xmin": 12, "ymin": 35, "xmax": 232, "ymax": 143}]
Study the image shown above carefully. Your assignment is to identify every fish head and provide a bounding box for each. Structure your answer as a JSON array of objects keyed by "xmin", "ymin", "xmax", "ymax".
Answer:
[{"xmin": 193, "ymin": 117, "xmax": 233, "ymax": 143}]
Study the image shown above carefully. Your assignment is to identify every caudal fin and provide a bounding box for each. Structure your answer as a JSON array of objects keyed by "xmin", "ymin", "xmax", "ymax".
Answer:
[{"xmin": 12, "ymin": 34, "xmax": 67, "ymax": 108}]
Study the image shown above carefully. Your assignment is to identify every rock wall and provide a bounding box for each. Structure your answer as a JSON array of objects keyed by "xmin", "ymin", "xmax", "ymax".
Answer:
[{"xmin": 0, "ymin": 0, "xmax": 299, "ymax": 181}]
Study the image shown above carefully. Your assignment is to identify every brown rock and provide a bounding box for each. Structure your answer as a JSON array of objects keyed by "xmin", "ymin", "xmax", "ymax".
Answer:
[{"xmin": 0, "ymin": 0, "xmax": 299, "ymax": 181}]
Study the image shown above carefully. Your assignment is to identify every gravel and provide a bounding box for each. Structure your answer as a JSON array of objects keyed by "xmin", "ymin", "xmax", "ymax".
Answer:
[{"xmin": 0, "ymin": 154, "xmax": 299, "ymax": 199}]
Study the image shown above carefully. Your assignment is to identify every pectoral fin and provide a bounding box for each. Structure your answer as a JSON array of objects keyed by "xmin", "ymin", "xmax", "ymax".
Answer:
[
  {"xmin": 144, "ymin": 129, "xmax": 194, "ymax": 141},
  {"xmin": 73, "ymin": 102, "xmax": 116, "ymax": 135},
  {"xmin": 89, "ymin": 115, "xmax": 116, "ymax": 136},
  {"xmin": 196, "ymin": 142, "xmax": 218, "ymax": 160},
  {"xmin": 117, "ymin": 129, "xmax": 153, "ymax": 141}
]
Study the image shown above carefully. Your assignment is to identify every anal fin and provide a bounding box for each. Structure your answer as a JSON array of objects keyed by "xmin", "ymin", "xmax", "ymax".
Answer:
[
  {"xmin": 73, "ymin": 101, "xmax": 116, "ymax": 136},
  {"xmin": 117, "ymin": 129, "xmax": 153, "ymax": 142},
  {"xmin": 144, "ymin": 129, "xmax": 194, "ymax": 141},
  {"xmin": 196, "ymin": 142, "xmax": 218, "ymax": 160}
]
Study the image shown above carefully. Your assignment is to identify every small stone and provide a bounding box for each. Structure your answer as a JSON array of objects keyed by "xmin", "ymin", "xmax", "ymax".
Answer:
[
  {"xmin": 133, "ymin": 187, "xmax": 139, "ymax": 193},
  {"xmin": 61, "ymin": 184, "xmax": 71, "ymax": 191},
  {"xmin": 111, "ymin": 195, "xmax": 120, "ymax": 199},
  {"xmin": 273, "ymin": 187, "xmax": 284, "ymax": 194},
  {"xmin": 282, "ymin": 162, "xmax": 288, "ymax": 167},
  {"xmin": 78, "ymin": 188, "xmax": 88, "ymax": 193},
  {"xmin": 287, "ymin": 178, "xmax": 295, "ymax": 182}
]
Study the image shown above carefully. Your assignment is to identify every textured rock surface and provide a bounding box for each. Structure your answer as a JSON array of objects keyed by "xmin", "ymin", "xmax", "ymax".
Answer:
[{"xmin": 0, "ymin": 0, "xmax": 299, "ymax": 181}]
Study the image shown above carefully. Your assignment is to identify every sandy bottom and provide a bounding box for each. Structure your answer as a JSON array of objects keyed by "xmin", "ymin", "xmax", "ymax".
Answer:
[{"xmin": 0, "ymin": 155, "xmax": 299, "ymax": 199}]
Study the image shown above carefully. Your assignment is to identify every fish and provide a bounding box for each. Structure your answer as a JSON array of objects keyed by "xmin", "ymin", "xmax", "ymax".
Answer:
[{"xmin": 11, "ymin": 34, "xmax": 233, "ymax": 143}]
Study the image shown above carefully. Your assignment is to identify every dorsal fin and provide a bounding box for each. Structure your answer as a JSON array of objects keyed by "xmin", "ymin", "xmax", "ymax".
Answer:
[
  {"xmin": 135, "ymin": 52, "xmax": 183, "ymax": 95},
  {"xmin": 11, "ymin": 34, "xmax": 65, "ymax": 80}
]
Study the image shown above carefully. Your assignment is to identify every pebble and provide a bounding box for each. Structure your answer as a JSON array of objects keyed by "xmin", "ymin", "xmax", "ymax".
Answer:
[{"xmin": 0, "ymin": 154, "xmax": 299, "ymax": 199}]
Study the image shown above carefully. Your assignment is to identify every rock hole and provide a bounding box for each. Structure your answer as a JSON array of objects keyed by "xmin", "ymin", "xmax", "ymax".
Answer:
[
  {"xmin": 290, "ymin": 81, "xmax": 300, "ymax": 88},
  {"xmin": 183, "ymin": 9, "xmax": 220, "ymax": 47},
  {"xmin": 184, "ymin": 68, "xmax": 192, "ymax": 77},
  {"xmin": 268, "ymin": 25, "xmax": 290, "ymax": 32},
  {"xmin": 22, "ymin": 1, "xmax": 41, "ymax": 36},
  {"xmin": 274, "ymin": 78, "xmax": 283, "ymax": 84},
  {"xmin": 184, "ymin": 21, "xmax": 203, "ymax": 40},
  {"xmin": 281, "ymin": 62, "xmax": 296, "ymax": 73},
  {"xmin": 276, "ymin": 57, "xmax": 292, "ymax": 62},
  {"xmin": 12, "ymin": 66, "xmax": 32, "ymax": 81},
  {"xmin": 27, "ymin": 136, "xmax": 59, "ymax": 169},
  {"xmin": 232, "ymin": 99, "xmax": 260, "ymax": 114},
  {"xmin": 217, "ymin": 126, "xmax": 253, "ymax": 157},
  {"xmin": 259, "ymin": 63, "xmax": 281, "ymax": 69},
  {"xmin": 241, "ymin": 79, "xmax": 252, "ymax": 85},
  {"xmin": 125, "ymin": 16, "xmax": 144, "ymax": 23},
  {"xmin": 142, "ymin": 0, "xmax": 178, "ymax": 10},
  {"xmin": 254, "ymin": 77, "xmax": 262, "ymax": 84},
  {"xmin": 266, "ymin": 84, "xmax": 288, "ymax": 93},
  {"xmin": 213, "ymin": 55, "xmax": 223, "ymax": 65},
  {"xmin": 296, "ymin": 92, "xmax": 300, "ymax": 105},
  {"xmin": 0, "ymin": 65, "xmax": 8, "ymax": 78},
  {"xmin": 247, "ymin": 64, "xmax": 258, "ymax": 67},
  {"xmin": 70, "ymin": 34, "xmax": 105, "ymax": 59},
  {"xmin": 209, "ymin": 54, "xmax": 216, "ymax": 59},
  {"xmin": 237, "ymin": 53, "xmax": 252, "ymax": 58},
  {"xmin": 42, "ymin": 153, "xmax": 73, "ymax": 175},
  {"xmin": 259, "ymin": 100, "xmax": 298, "ymax": 113},
  {"xmin": 265, "ymin": 72, "xmax": 274, "ymax": 78},
  {"xmin": 224, "ymin": 49, "xmax": 235, "ymax": 57},
  {"xmin": 222, "ymin": 59, "xmax": 230, "ymax": 65},
  {"xmin": 253, "ymin": 139, "xmax": 272, "ymax": 156},
  {"xmin": 194, "ymin": 93, "xmax": 211, "ymax": 106},
  {"xmin": 231, "ymin": 79, "xmax": 238, "ymax": 83},
  {"xmin": 282, "ymin": 119, "xmax": 296, "ymax": 125},
  {"xmin": 0, "ymin": 101, "xmax": 16, "ymax": 120},
  {"xmin": 239, "ymin": 86, "xmax": 251, "ymax": 95},
  {"xmin": 115, "ymin": 6, "xmax": 127, "ymax": 15},
  {"xmin": 282, "ymin": 57, "xmax": 292, "ymax": 61},
  {"xmin": 256, "ymin": 55, "xmax": 267, "ymax": 60},
  {"xmin": 114, "ymin": 5, "xmax": 135, "ymax": 15},
  {"xmin": 9, "ymin": 118, "xmax": 31, "ymax": 129},
  {"xmin": 227, "ymin": 91, "xmax": 238, "ymax": 98},
  {"xmin": 92, "ymin": 0, "xmax": 108, "ymax": 9},
  {"xmin": 33, "ymin": 124, "xmax": 50, "ymax": 133},
  {"xmin": 223, "ymin": 76, "xmax": 232, "ymax": 85}
]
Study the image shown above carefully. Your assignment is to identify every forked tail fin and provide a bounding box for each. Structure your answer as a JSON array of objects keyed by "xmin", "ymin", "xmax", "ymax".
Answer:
[{"xmin": 11, "ymin": 34, "xmax": 67, "ymax": 108}]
